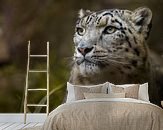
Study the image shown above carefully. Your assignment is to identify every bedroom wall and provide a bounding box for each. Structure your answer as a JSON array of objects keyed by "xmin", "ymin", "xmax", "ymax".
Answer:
[{"xmin": 0, "ymin": 0, "xmax": 162, "ymax": 112}]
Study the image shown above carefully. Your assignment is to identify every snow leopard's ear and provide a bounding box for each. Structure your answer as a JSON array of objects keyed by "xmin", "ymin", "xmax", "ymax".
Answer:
[
  {"xmin": 131, "ymin": 7, "xmax": 152, "ymax": 40},
  {"xmin": 78, "ymin": 9, "xmax": 92, "ymax": 18}
]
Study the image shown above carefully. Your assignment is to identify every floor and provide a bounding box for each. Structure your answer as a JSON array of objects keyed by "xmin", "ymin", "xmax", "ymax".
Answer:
[
  {"xmin": 0, "ymin": 113, "xmax": 46, "ymax": 130},
  {"xmin": 0, "ymin": 122, "xmax": 43, "ymax": 130}
]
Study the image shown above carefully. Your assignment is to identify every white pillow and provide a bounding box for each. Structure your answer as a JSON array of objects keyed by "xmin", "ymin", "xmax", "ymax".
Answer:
[
  {"xmin": 108, "ymin": 82, "xmax": 149, "ymax": 102},
  {"xmin": 84, "ymin": 92, "xmax": 126, "ymax": 99},
  {"xmin": 138, "ymin": 83, "xmax": 149, "ymax": 102},
  {"xmin": 66, "ymin": 82, "xmax": 108, "ymax": 103},
  {"xmin": 66, "ymin": 82, "xmax": 75, "ymax": 103}
]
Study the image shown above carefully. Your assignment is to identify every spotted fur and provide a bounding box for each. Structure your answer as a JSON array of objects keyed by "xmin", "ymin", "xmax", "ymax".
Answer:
[{"xmin": 69, "ymin": 7, "xmax": 162, "ymax": 106}]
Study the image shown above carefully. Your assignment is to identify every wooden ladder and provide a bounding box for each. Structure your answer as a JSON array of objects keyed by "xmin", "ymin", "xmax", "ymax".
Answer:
[{"xmin": 24, "ymin": 41, "xmax": 49, "ymax": 124}]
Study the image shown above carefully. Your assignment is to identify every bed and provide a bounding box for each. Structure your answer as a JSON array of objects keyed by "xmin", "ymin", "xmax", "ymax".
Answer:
[
  {"xmin": 42, "ymin": 98, "xmax": 163, "ymax": 130},
  {"xmin": 40, "ymin": 82, "xmax": 163, "ymax": 130},
  {"xmin": 23, "ymin": 82, "xmax": 163, "ymax": 130}
]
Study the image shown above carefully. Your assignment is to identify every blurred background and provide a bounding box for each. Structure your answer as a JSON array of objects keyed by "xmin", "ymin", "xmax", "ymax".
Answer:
[{"xmin": 0, "ymin": 0, "xmax": 163, "ymax": 113}]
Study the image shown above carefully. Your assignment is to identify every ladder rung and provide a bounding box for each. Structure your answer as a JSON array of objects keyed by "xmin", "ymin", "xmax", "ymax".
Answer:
[
  {"xmin": 30, "ymin": 55, "xmax": 47, "ymax": 57},
  {"xmin": 29, "ymin": 70, "xmax": 47, "ymax": 73},
  {"xmin": 27, "ymin": 104, "xmax": 47, "ymax": 107},
  {"xmin": 28, "ymin": 88, "xmax": 47, "ymax": 91}
]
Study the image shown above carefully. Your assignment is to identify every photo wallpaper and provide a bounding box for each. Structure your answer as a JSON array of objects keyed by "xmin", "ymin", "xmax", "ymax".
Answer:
[{"xmin": 0, "ymin": 0, "xmax": 162, "ymax": 113}]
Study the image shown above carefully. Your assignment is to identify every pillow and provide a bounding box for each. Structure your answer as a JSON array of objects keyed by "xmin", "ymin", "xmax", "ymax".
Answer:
[
  {"xmin": 161, "ymin": 101, "xmax": 163, "ymax": 107},
  {"xmin": 108, "ymin": 82, "xmax": 149, "ymax": 102},
  {"xmin": 66, "ymin": 82, "xmax": 108, "ymax": 103},
  {"xmin": 84, "ymin": 92, "xmax": 125, "ymax": 99},
  {"xmin": 110, "ymin": 84, "xmax": 139, "ymax": 99},
  {"xmin": 138, "ymin": 83, "xmax": 149, "ymax": 102}
]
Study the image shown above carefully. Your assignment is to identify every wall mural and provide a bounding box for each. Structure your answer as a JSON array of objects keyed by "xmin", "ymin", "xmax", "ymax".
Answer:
[{"xmin": 0, "ymin": 0, "xmax": 162, "ymax": 112}]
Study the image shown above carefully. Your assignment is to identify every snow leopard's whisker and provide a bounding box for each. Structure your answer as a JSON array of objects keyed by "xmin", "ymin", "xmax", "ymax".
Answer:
[{"xmin": 106, "ymin": 59, "xmax": 130, "ymax": 65}]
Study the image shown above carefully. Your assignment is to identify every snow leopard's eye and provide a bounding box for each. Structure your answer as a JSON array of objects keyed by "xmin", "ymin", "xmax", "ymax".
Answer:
[
  {"xmin": 76, "ymin": 27, "xmax": 85, "ymax": 36},
  {"xmin": 103, "ymin": 26, "xmax": 117, "ymax": 34}
]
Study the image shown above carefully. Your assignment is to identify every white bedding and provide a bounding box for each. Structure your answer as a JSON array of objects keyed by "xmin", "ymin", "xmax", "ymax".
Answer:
[
  {"xmin": 64, "ymin": 98, "xmax": 159, "ymax": 109},
  {"xmin": 42, "ymin": 98, "xmax": 163, "ymax": 130}
]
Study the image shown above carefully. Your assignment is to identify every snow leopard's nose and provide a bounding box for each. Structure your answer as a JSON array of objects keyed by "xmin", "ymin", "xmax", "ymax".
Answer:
[{"xmin": 77, "ymin": 47, "xmax": 94, "ymax": 56}]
